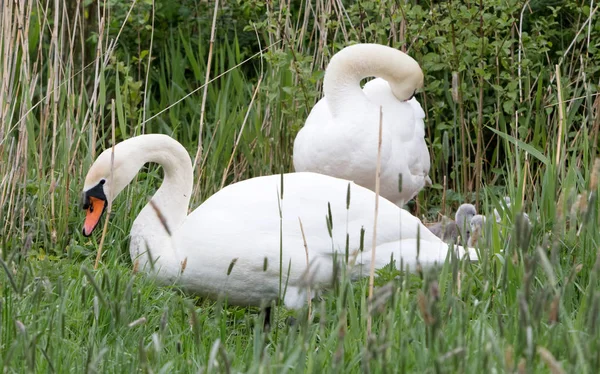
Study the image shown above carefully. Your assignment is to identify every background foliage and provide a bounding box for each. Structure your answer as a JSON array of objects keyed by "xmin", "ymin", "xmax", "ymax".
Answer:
[{"xmin": 1, "ymin": 0, "xmax": 599, "ymax": 372}]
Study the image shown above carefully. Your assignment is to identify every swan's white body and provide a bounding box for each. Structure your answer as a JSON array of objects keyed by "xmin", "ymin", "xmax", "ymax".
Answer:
[
  {"xmin": 293, "ymin": 44, "xmax": 431, "ymax": 206},
  {"xmin": 82, "ymin": 135, "xmax": 475, "ymax": 309}
]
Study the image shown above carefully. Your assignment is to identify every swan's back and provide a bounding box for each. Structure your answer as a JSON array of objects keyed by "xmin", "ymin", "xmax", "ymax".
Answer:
[
  {"xmin": 362, "ymin": 78, "xmax": 430, "ymax": 183},
  {"xmin": 293, "ymin": 96, "xmax": 389, "ymax": 184},
  {"xmin": 176, "ymin": 174, "xmax": 438, "ymax": 269},
  {"xmin": 293, "ymin": 44, "xmax": 430, "ymax": 205},
  {"xmin": 181, "ymin": 172, "xmax": 438, "ymax": 248},
  {"xmin": 294, "ymin": 76, "xmax": 431, "ymax": 205},
  {"xmin": 362, "ymin": 78, "xmax": 418, "ymax": 140},
  {"xmin": 169, "ymin": 172, "xmax": 465, "ymax": 307}
]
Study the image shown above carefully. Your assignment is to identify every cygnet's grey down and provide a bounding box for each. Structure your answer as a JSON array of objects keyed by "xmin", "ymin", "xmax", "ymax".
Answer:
[
  {"xmin": 467, "ymin": 214, "xmax": 487, "ymax": 247},
  {"xmin": 427, "ymin": 204, "xmax": 477, "ymax": 244},
  {"xmin": 426, "ymin": 216, "xmax": 458, "ymax": 243}
]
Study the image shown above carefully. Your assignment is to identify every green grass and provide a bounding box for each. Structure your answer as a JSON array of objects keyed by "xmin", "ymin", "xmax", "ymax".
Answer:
[{"xmin": 1, "ymin": 0, "xmax": 600, "ymax": 372}]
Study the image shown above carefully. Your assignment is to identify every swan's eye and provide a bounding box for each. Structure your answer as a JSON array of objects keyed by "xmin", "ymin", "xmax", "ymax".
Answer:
[{"xmin": 99, "ymin": 179, "xmax": 106, "ymax": 185}]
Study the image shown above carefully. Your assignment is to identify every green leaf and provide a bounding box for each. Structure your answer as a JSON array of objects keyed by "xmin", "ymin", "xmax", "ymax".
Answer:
[
  {"xmin": 115, "ymin": 72, "xmax": 127, "ymax": 139},
  {"xmin": 488, "ymin": 127, "xmax": 549, "ymax": 165}
]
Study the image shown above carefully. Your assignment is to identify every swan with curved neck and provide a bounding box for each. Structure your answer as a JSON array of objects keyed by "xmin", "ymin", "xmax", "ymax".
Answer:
[
  {"xmin": 294, "ymin": 43, "xmax": 430, "ymax": 206},
  {"xmin": 82, "ymin": 134, "xmax": 475, "ymax": 308}
]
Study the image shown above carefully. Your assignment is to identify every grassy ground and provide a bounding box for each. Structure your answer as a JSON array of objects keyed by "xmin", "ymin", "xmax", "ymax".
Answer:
[{"xmin": 1, "ymin": 0, "xmax": 600, "ymax": 372}]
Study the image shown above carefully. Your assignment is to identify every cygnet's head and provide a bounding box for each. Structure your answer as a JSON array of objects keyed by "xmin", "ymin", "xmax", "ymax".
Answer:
[
  {"xmin": 494, "ymin": 196, "xmax": 513, "ymax": 223},
  {"xmin": 470, "ymin": 214, "xmax": 487, "ymax": 232},
  {"xmin": 455, "ymin": 203, "xmax": 477, "ymax": 241},
  {"xmin": 467, "ymin": 214, "xmax": 487, "ymax": 247}
]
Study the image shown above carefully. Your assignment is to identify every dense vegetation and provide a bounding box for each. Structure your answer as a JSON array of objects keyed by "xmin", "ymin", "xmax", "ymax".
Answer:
[{"xmin": 1, "ymin": 0, "xmax": 599, "ymax": 372}]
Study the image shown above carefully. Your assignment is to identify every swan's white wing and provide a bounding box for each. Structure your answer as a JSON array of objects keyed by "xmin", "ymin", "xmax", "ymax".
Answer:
[
  {"xmin": 400, "ymin": 97, "xmax": 429, "ymax": 176},
  {"xmin": 362, "ymin": 78, "xmax": 417, "ymax": 140},
  {"xmin": 293, "ymin": 76, "xmax": 432, "ymax": 204},
  {"xmin": 172, "ymin": 172, "xmax": 451, "ymax": 306},
  {"xmin": 293, "ymin": 98, "xmax": 394, "ymax": 188},
  {"xmin": 180, "ymin": 172, "xmax": 440, "ymax": 258},
  {"xmin": 363, "ymin": 79, "xmax": 431, "ymax": 200},
  {"xmin": 406, "ymin": 97, "xmax": 426, "ymax": 118}
]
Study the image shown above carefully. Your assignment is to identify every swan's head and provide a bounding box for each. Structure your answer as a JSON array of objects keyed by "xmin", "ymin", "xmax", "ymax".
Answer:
[
  {"xmin": 81, "ymin": 144, "xmax": 140, "ymax": 236},
  {"xmin": 455, "ymin": 203, "xmax": 477, "ymax": 240},
  {"xmin": 390, "ymin": 57, "xmax": 424, "ymax": 102}
]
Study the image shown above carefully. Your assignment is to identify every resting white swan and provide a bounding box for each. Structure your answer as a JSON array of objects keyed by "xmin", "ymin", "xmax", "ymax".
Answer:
[
  {"xmin": 293, "ymin": 43, "xmax": 431, "ymax": 206},
  {"xmin": 81, "ymin": 135, "xmax": 475, "ymax": 309}
]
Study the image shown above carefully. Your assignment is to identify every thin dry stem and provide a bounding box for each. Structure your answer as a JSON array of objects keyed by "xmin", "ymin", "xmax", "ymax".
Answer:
[
  {"xmin": 562, "ymin": 5, "xmax": 599, "ymax": 62},
  {"xmin": 537, "ymin": 347, "xmax": 566, "ymax": 374},
  {"xmin": 522, "ymin": 153, "xmax": 529, "ymax": 206},
  {"xmin": 140, "ymin": 41, "xmax": 280, "ymax": 130},
  {"xmin": 193, "ymin": 0, "xmax": 219, "ymax": 170},
  {"xmin": 442, "ymin": 175, "xmax": 447, "ymax": 216},
  {"xmin": 449, "ymin": 2, "xmax": 469, "ymax": 193},
  {"xmin": 366, "ymin": 106, "xmax": 383, "ymax": 337},
  {"xmin": 49, "ymin": 0, "xmax": 61, "ymax": 240},
  {"xmin": 298, "ymin": 217, "xmax": 312, "ymax": 321},
  {"xmin": 517, "ymin": 1, "xmax": 531, "ymax": 104},
  {"xmin": 94, "ymin": 99, "xmax": 116, "ymax": 269},
  {"xmin": 220, "ymin": 76, "xmax": 263, "ymax": 189},
  {"xmin": 149, "ymin": 200, "xmax": 172, "ymax": 236},
  {"xmin": 141, "ymin": 0, "xmax": 155, "ymax": 133},
  {"xmin": 588, "ymin": 0, "xmax": 595, "ymax": 55},
  {"xmin": 555, "ymin": 65, "xmax": 564, "ymax": 166}
]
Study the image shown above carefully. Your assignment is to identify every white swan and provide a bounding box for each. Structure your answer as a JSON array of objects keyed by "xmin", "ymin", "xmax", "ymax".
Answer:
[
  {"xmin": 293, "ymin": 44, "xmax": 431, "ymax": 206},
  {"xmin": 81, "ymin": 135, "xmax": 475, "ymax": 309}
]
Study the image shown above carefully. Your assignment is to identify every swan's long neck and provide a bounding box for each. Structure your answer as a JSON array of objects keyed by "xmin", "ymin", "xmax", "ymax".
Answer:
[
  {"xmin": 120, "ymin": 135, "xmax": 193, "ymax": 271},
  {"xmin": 323, "ymin": 44, "xmax": 423, "ymax": 118}
]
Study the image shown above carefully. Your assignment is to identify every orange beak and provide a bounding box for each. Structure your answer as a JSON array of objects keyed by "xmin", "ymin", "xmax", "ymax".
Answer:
[{"xmin": 83, "ymin": 196, "xmax": 106, "ymax": 236}]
